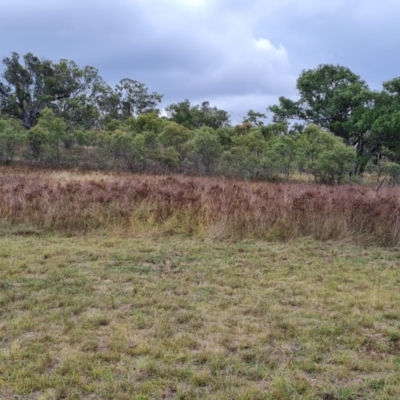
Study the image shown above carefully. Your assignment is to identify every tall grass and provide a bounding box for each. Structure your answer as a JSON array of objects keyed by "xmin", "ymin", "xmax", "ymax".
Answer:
[{"xmin": 1, "ymin": 168, "xmax": 399, "ymax": 245}]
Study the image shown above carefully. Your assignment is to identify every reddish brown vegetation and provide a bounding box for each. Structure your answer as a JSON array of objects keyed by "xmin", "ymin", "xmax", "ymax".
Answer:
[{"xmin": 1, "ymin": 169, "xmax": 399, "ymax": 245}]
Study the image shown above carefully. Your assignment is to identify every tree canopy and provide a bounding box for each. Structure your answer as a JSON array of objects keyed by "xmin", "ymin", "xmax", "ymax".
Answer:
[
  {"xmin": 1, "ymin": 52, "xmax": 400, "ymax": 183},
  {"xmin": 166, "ymin": 99, "xmax": 230, "ymax": 130},
  {"xmin": 0, "ymin": 52, "xmax": 103, "ymax": 129},
  {"xmin": 269, "ymin": 64, "xmax": 400, "ymax": 173},
  {"xmin": 0, "ymin": 52, "xmax": 163, "ymax": 130}
]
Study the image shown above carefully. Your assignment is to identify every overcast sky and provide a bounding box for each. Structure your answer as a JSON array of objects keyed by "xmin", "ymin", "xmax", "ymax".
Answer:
[{"xmin": 1, "ymin": 0, "xmax": 400, "ymax": 123}]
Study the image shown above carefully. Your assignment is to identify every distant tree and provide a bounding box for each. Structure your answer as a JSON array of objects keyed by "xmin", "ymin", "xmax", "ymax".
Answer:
[
  {"xmin": 259, "ymin": 122, "xmax": 289, "ymax": 140},
  {"xmin": 54, "ymin": 94, "xmax": 100, "ymax": 131},
  {"xmin": 215, "ymin": 127, "xmax": 234, "ymax": 150},
  {"xmin": 159, "ymin": 122, "xmax": 192, "ymax": 169},
  {"xmin": 97, "ymin": 79, "xmax": 163, "ymax": 122},
  {"xmin": 136, "ymin": 112, "xmax": 165, "ymax": 133},
  {"xmin": 269, "ymin": 64, "xmax": 373, "ymax": 172},
  {"xmin": 159, "ymin": 146, "xmax": 180, "ymax": 173},
  {"xmin": 27, "ymin": 108, "xmax": 67, "ymax": 163},
  {"xmin": 242, "ymin": 110, "xmax": 267, "ymax": 126},
  {"xmin": 166, "ymin": 99, "xmax": 230, "ymax": 129},
  {"xmin": 197, "ymin": 101, "xmax": 230, "ymax": 129},
  {"xmin": 365, "ymin": 79, "xmax": 400, "ymax": 163},
  {"xmin": 382, "ymin": 161, "xmax": 400, "ymax": 185},
  {"xmin": 265, "ymin": 135, "xmax": 297, "ymax": 181},
  {"xmin": 224, "ymin": 130, "xmax": 269, "ymax": 180},
  {"xmin": 186, "ymin": 127, "xmax": 223, "ymax": 175},
  {"xmin": 0, "ymin": 116, "xmax": 25, "ymax": 163},
  {"xmin": 0, "ymin": 52, "xmax": 103, "ymax": 129},
  {"xmin": 165, "ymin": 99, "xmax": 193, "ymax": 128},
  {"xmin": 296, "ymin": 124, "xmax": 356, "ymax": 184}
]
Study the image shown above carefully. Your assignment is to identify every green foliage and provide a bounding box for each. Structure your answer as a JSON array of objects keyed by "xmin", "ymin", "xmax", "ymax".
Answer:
[
  {"xmin": 90, "ymin": 130, "xmax": 113, "ymax": 169},
  {"xmin": 0, "ymin": 52, "xmax": 102, "ymax": 129},
  {"xmin": 215, "ymin": 127, "xmax": 234, "ymax": 150},
  {"xmin": 56, "ymin": 95, "xmax": 99, "ymax": 131},
  {"xmin": 104, "ymin": 119, "xmax": 123, "ymax": 132},
  {"xmin": 270, "ymin": 64, "xmax": 370, "ymax": 139},
  {"xmin": 382, "ymin": 162, "xmax": 400, "ymax": 185},
  {"xmin": 159, "ymin": 146, "xmax": 180, "ymax": 172},
  {"xmin": 265, "ymin": 135, "xmax": 297, "ymax": 181},
  {"xmin": 316, "ymin": 146, "xmax": 358, "ymax": 184},
  {"xmin": 0, "ymin": 117, "xmax": 25, "ymax": 163},
  {"xmin": 166, "ymin": 99, "xmax": 230, "ymax": 130},
  {"xmin": 136, "ymin": 112, "xmax": 165, "ymax": 133},
  {"xmin": 220, "ymin": 127, "xmax": 298, "ymax": 181},
  {"xmin": 116, "ymin": 79, "xmax": 163, "ymax": 117},
  {"xmin": 27, "ymin": 126, "xmax": 47, "ymax": 161},
  {"xmin": 269, "ymin": 64, "xmax": 373, "ymax": 173},
  {"xmin": 97, "ymin": 79, "xmax": 163, "ymax": 123},
  {"xmin": 260, "ymin": 122, "xmax": 289, "ymax": 140},
  {"xmin": 3, "ymin": 52, "xmax": 400, "ymax": 183},
  {"xmin": 159, "ymin": 122, "xmax": 192, "ymax": 170},
  {"xmin": 297, "ymin": 124, "xmax": 356, "ymax": 184},
  {"xmin": 242, "ymin": 109, "xmax": 267, "ymax": 126},
  {"xmin": 365, "ymin": 82, "xmax": 400, "ymax": 166},
  {"xmin": 221, "ymin": 130, "xmax": 270, "ymax": 180},
  {"xmin": 159, "ymin": 122, "xmax": 192, "ymax": 149},
  {"xmin": 186, "ymin": 127, "xmax": 223, "ymax": 175},
  {"xmin": 27, "ymin": 108, "xmax": 67, "ymax": 162},
  {"xmin": 105, "ymin": 128, "xmax": 163, "ymax": 172}
]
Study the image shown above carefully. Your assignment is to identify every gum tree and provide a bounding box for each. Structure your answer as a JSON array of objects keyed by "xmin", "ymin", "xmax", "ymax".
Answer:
[
  {"xmin": 269, "ymin": 64, "xmax": 373, "ymax": 173},
  {"xmin": 0, "ymin": 52, "xmax": 103, "ymax": 129}
]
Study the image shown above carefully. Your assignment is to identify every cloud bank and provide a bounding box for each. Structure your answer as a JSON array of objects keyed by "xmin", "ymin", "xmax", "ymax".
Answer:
[{"xmin": 1, "ymin": 0, "xmax": 400, "ymax": 122}]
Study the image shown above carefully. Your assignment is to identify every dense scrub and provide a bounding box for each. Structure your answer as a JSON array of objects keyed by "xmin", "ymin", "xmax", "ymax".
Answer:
[
  {"xmin": 1, "ymin": 110, "xmax": 361, "ymax": 184},
  {"xmin": 2, "ymin": 55, "xmax": 400, "ymax": 183},
  {"xmin": 1, "ymin": 169, "xmax": 399, "ymax": 246}
]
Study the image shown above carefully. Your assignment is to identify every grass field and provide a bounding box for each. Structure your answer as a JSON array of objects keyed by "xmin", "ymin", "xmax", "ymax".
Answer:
[{"xmin": 1, "ymin": 231, "xmax": 400, "ymax": 399}]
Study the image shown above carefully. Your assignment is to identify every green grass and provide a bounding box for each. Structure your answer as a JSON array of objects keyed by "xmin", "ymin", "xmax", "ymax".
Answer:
[{"xmin": 1, "ymin": 232, "xmax": 400, "ymax": 399}]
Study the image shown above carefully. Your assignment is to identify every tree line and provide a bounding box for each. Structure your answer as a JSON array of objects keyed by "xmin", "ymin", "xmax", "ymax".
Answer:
[{"xmin": 1, "ymin": 52, "xmax": 400, "ymax": 184}]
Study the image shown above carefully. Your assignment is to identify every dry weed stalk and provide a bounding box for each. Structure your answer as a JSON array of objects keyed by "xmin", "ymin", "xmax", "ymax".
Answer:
[{"xmin": 1, "ymin": 170, "xmax": 399, "ymax": 245}]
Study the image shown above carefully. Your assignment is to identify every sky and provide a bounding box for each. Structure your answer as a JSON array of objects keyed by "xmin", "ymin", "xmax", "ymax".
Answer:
[{"xmin": 1, "ymin": 0, "xmax": 400, "ymax": 123}]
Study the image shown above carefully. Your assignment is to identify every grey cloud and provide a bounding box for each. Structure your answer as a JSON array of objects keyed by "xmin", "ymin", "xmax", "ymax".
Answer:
[
  {"xmin": 1, "ymin": 0, "xmax": 399, "ymax": 119},
  {"xmin": 252, "ymin": 0, "xmax": 400, "ymax": 88},
  {"xmin": 0, "ymin": 0, "xmax": 295, "ymax": 117}
]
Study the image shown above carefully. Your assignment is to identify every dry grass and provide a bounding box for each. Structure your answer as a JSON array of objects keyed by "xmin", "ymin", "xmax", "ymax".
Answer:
[
  {"xmin": 0, "ymin": 167, "xmax": 399, "ymax": 246},
  {"xmin": 1, "ymin": 167, "xmax": 400, "ymax": 399},
  {"xmin": 1, "ymin": 233, "xmax": 400, "ymax": 399}
]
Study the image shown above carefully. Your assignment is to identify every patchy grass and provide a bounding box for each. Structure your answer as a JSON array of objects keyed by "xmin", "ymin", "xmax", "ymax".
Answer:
[{"xmin": 1, "ymin": 233, "xmax": 400, "ymax": 399}]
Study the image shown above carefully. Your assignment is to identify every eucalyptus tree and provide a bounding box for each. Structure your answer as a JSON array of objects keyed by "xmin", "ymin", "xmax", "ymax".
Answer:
[
  {"xmin": 242, "ymin": 110, "xmax": 267, "ymax": 126},
  {"xmin": 0, "ymin": 116, "xmax": 25, "ymax": 163},
  {"xmin": 296, "ymin": 124, "xmax": 356, "ymax": 184},
  {"xmin": 96, "ymin": 79, "xmax": 163, "ymax": 123},
  {"xmin": 185, "ymin": 127, "xmax": 223, "ymax": 175},
  {"xmin": 0, "ymin": 52, "xmax": 103, "ymax": 129},
  {"xmin": 166, "ymin": 99, "xmax": 230, "ymax": 130},
  {"xmin": 368, "ymin": 78, "xmax": 400, "ymax": 161},
  {"xmin": 269, "ymin": 64, "xmax": 373, "ymax": 172}
]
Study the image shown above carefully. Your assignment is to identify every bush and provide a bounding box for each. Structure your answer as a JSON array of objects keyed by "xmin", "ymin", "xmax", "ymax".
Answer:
[
  {"xmin": 0, "ymin": 117, "xmax": 25, "ymax": 163},
  {"xmin": 383, "ymin": 162, "xmax": 400, "ymax": 185},
  {"xmin": 296, "ymin": 124, "xmax": 356, "ymax": 184}
]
